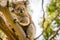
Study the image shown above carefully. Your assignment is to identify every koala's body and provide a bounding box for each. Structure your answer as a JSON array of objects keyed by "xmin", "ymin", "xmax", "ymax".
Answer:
[{"xmin": 9, "ymin": 1, "xmax": 36, "ymax": 40}]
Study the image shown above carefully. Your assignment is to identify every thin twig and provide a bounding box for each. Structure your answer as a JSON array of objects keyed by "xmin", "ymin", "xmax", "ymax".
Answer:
[
  {"xmin": 49, "ymin": 26, "xmax": 60, "ymax": 40},
  {"xmin": 34, "ymin": 0, "xmax": 45, "ymax": 40}
]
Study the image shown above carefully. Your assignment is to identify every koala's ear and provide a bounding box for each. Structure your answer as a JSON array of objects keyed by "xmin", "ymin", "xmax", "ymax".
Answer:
[
  {"xmin": 10, "ymin": 3, "xmax": 16, "ymax": 8},
  {"xmin": 9, "ymin": 2, "xmax": 16, "ymax": 8},
  {"xmin": 23, "ymin": 1, "xmax": 28, "ymax": 7}
]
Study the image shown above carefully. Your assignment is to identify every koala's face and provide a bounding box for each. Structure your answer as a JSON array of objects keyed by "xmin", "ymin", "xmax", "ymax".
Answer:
[{"xmin": 10, "ymin": 1, "xmax": 27, "ymax": 16}]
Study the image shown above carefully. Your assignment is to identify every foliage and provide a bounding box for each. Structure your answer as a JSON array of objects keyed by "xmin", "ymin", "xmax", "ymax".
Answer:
[{"xmin": 40, "ymin": 0, "xmax": 60, "ymax": 40}]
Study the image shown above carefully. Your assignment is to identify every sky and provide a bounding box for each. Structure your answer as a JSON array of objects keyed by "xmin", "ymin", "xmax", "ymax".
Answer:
[{"xmin": 28, "ymin": 0, "xmax": 50, "ymax": 40}]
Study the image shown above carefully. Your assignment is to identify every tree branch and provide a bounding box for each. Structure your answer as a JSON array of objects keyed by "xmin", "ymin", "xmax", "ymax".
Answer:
[{"xmin": 49, "ymin": 26, "xmax": 60, "ymax": 40}]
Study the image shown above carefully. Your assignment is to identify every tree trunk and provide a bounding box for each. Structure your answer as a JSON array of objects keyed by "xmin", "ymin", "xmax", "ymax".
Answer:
[{"xmin": 0, "ymin": 6, "xmax": 27, "ymax": 40}]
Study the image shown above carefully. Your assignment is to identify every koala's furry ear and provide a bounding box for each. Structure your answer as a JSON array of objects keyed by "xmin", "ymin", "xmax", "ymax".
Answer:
[
  {"xmin": 23, "ymin": 0, "xmax": 29, "ymax": 7},
  {"xmin": 12, "ymin": 3, "xmax": 16, "ymax": 8},
  {"xmin": 9, "ymin": 2, "xmax": 16, "ymax": 9}
]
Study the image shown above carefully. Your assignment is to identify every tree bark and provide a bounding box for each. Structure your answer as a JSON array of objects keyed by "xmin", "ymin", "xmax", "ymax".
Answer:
[{"xmin": 0, "ymin": 6, "xmax": 27, "ymax": 40}]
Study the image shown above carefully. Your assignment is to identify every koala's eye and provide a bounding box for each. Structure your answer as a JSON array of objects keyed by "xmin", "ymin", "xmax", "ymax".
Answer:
[{"xmin": 11, "ymin": 10, "xmax": 14, "ymax": 12}]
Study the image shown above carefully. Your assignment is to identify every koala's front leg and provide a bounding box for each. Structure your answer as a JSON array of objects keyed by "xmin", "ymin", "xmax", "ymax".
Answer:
[{"xmin": 27, "ymin": 21, "xmax": 36, "ymax": 40}]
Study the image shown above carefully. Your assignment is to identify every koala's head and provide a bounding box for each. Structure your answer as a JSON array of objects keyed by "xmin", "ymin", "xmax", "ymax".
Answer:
[
  {"xmin": 9, "ymin": 1, "xmax": 30, "ymax": 26},
  {"xmin": 9, "ymin": 1, "xmax": 28, "ymax": 16}
]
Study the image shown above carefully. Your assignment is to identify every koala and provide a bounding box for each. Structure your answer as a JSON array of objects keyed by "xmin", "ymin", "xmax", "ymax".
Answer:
[{"xmin": 9, "ymin": 1, "xmax": 36, "ymax": 40}]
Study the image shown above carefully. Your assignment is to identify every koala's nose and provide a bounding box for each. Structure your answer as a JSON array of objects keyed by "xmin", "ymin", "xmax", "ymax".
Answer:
[
  {"xmin": 20, "ymin": 10, "xmax": 23, "ymax": 13},
  {"xmin": 11, "ymin": 9, "xmax": 14, "ymax": 12}
]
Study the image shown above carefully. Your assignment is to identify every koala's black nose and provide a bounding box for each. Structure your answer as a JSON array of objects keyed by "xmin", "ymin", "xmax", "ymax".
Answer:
[
  {"xmin": 11, "ymin": 10, "xmax": 14, "ymax": 12},
  {"xmin": 20, "ymin": 10, "xmax": 23, "ymax": 13}
]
